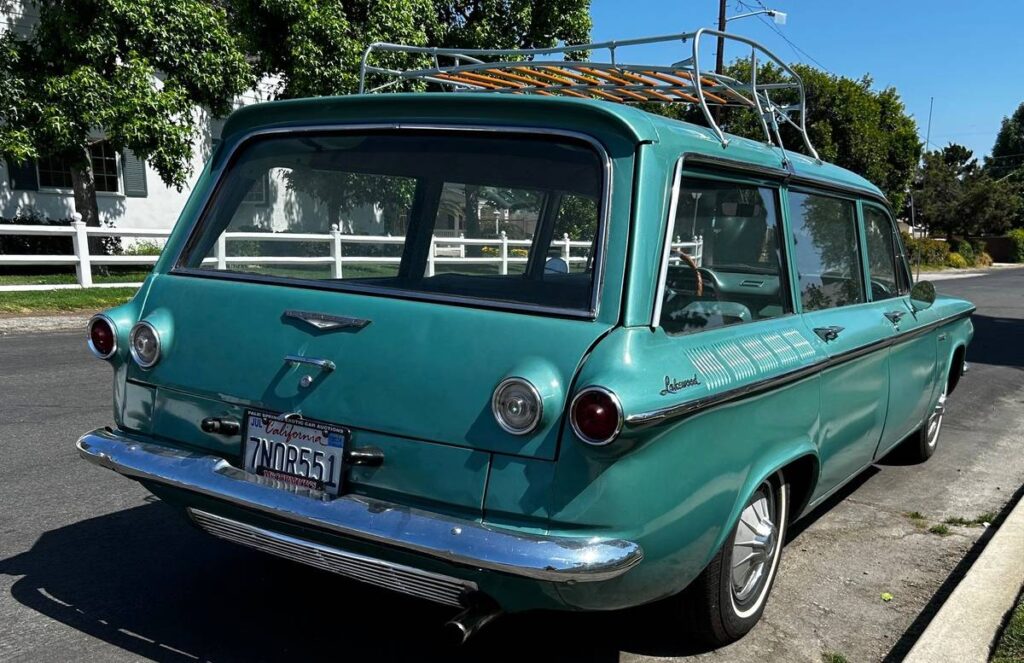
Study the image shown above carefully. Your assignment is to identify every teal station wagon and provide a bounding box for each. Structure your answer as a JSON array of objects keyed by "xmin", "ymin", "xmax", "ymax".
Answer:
[{"xmin": 78, "ymin": 31, "xmax": 974, "ymax": 645}]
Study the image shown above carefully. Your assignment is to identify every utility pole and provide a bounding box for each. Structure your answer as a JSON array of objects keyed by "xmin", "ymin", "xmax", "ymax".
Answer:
[{"xmin": 716, "ymin": 0, "xmax": 727, "ymax": 74}]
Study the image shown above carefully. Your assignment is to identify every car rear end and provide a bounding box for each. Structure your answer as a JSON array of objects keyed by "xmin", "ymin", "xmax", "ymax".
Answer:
[{"xmin": 79, "ymin": 94, "xmax": 661, "ymax": 615}]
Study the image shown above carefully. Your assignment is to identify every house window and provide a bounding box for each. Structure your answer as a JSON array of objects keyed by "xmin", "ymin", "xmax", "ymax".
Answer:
[
  {"xmin": 37, "ymin": 155, "xmax": 75, "ymax": 189},
  {"xmin": 36, "ymin": 141, "xmax": 120, "ymax": 193},
  {"xmin": 242, "ymin": 173, "xmax": 268, "ymax": 204},
  {"xmin": 89, "ymin": 142, "xmax": 120, "ymax": 193}
]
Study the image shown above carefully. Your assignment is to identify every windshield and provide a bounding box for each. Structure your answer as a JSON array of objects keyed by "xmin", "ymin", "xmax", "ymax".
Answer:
[{"xmin": 176, "ymin": 130, "xmax": 605, "ymax": 314}]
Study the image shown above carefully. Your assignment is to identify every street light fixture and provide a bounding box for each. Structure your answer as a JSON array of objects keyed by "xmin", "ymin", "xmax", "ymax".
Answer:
[
  {"xmin": 725, "ymin": 9, "xmax": 787, "ymax": 25},
  {"xmin": 716, "ymin": 6, "xmax": 788, "ymax": 75}
]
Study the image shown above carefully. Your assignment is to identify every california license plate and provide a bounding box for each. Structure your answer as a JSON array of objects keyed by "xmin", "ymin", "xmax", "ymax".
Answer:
[{"xmin": 243, "ymin": 410, "xmax": 348, "ymax": 496}]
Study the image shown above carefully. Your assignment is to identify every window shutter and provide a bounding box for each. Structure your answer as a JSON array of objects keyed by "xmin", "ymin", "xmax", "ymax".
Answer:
[
  {"xmin": 121, "ymin": 149, "xmax": 148, "ymax": 197},
  {"xmin": 7, "ymin": 158, "xmax": 39, "ymax": 191}
]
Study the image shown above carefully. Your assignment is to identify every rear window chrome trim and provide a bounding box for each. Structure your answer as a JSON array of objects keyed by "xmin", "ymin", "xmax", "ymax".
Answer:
[{"xmin": 169, "ymin": 123, "xmax": 614, "ymax": 320}]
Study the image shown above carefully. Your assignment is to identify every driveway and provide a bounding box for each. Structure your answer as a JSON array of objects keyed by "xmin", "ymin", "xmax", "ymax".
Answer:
[{"xmin": 1, "ymin": 269, "xmax": 1022, "ymax": 662}]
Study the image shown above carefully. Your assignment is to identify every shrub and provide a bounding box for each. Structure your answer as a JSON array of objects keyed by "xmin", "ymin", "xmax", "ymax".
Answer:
[
  {"xmin": 0, "ymin": 208, "xmax": 73, "ymax": 255},
  {"xmin": 971, "ymin": 238, "xmax": 987, "ymax": 256},
  {"xmin": 976, "ymin": 251, "xmax": 994, "ymax": 267},
  {"xmin": 902, "ymin": 232, "xmax": 950, "ymax": 267},
  {"xmin": 123, "ymin": 240, "xmax": 164, "ymax": 256},
  {"xmin": 1009, "ymin": 228, "xmax": 1024, "ymax": 263},
  {"xmin": 947, "ymin": 252, "xmax": 969, "ymax": 269},
  {"xmin": 956, "ymin": 240, "xmax": 975, "ymax": 266}
]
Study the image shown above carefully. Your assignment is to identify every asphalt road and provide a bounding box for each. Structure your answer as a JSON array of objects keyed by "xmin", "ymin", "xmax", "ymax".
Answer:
[{"xmin": 1, "ymin": 269, "xmax": 1022, "ymax": 663}]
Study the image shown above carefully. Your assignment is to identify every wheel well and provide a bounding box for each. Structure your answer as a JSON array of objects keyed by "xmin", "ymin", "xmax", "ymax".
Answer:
[
  {"xmin": 947, "ymin": 345, "xmax": 966, "ymax": 395},
  {"xmin": 780, "ymin": 455, "xmax": 818, "ymax": 522}
]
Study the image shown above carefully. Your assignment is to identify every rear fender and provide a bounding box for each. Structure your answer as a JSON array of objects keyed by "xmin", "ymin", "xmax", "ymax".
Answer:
[{"xmin": 705, "ymin": 442, "xmax": 819, "ymax": 571}]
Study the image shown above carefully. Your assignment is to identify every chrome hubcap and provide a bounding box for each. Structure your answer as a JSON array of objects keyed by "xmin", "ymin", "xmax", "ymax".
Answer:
[
  {"xmin": 926, "ymin": 391, "xmax": 946, "ymax": 448},
  {"xmin": 731, "ymin": 485, "xmax": 777, "ymax": 605}
]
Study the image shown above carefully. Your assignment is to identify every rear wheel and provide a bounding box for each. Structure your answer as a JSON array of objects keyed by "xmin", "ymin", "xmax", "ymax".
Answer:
[{"xmin": 677, "ymin": 472, "xmax": 789, "ymax": 645}]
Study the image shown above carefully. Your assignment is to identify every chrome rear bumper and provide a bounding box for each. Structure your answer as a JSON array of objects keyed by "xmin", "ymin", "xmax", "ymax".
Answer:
[{"xmin": 77, "ymin": 428, "xmax": 643, "ymax": 584}]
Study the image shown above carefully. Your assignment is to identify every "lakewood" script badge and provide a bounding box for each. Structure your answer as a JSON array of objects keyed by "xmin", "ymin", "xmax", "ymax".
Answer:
[{"xmin": 660, "ymin": 374, "xmax": 701, "ymax": 396}]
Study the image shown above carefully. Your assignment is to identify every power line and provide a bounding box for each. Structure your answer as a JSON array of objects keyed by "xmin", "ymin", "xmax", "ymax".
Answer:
[{"xmin": 739, "ymin": 0, "xmax": 831, "ymax": 72}]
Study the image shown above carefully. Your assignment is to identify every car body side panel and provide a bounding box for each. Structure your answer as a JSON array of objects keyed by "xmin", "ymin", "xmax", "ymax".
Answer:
[{"xmin": 522, "ymin": 323, "xmax": 822, "ymax": 608}]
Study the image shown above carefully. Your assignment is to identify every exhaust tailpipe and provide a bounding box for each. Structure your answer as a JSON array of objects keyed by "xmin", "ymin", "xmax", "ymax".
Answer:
[{"xmin": 444, "ymin": 602, "xmax": 502, "ymax": 645}]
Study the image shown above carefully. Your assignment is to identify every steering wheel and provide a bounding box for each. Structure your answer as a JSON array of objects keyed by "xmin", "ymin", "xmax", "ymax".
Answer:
[{"xmin": 671, "ymin": 250, "xmax": 703, "ymax": 298}]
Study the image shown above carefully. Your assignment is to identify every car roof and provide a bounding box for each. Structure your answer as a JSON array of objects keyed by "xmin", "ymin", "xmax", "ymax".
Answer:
[{"xmin": 221, "ymin": 93, "xmax": 885, "ymax": 201}]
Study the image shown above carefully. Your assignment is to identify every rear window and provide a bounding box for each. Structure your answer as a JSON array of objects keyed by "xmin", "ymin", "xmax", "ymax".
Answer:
[{"xmin": 176, "ymin": 130, "xmax": 605, "ymax": 314}]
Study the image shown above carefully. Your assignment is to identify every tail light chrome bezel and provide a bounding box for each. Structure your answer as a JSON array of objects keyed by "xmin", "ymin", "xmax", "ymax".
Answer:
[
  {"xmin": 129, "ymin": 320, "xmax": 162, "ymax": 369},
  {"xmin": 570, "ymin": 386, "xmax": 624, "ymax": 446},
  {"xmin": 491, "ymin": 377, "xmax": 544, "ymax": 435},
  {"xmin": 87, "ymin": 314, "xmax": 118, "ymax": 360}
]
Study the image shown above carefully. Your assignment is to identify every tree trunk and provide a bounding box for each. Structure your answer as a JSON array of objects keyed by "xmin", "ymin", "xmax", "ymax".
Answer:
[{"xmin": 69, "ymin": 147, "xmax": 104, "ymax": 257}]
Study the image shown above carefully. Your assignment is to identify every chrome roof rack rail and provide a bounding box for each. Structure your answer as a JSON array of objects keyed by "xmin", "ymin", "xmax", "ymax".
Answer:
[{"xmin": 358, "ymin": 29, "xmax": 819, "ymax": 161}]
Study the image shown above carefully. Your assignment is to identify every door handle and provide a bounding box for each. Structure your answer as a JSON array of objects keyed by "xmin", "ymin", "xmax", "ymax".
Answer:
[
  {"xmin": 813, "ymin": 326, "xmax": 844, "ymax": 342},
  {"xmin": 884, "ymin": 310, "xmax": 907, "ymax": 325},
  {"xmin": 284, "ymin": 355, "xmax": 336, "ymax": 372}
]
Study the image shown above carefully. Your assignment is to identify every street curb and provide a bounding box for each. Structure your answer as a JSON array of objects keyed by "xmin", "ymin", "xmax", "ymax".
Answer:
[
  {"xmin": 903, "ymin": 489, "xmax": 1024, "ymax": 663},
  {"xmin": 0, "ymin": 314, "xmax": 90, "ymax": 335}
]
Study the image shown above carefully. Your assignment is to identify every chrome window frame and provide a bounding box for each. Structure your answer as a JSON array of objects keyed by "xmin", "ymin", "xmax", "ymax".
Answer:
[
  {"xmin": 169, "ymin": 123, "xmax": 614, "ymax": 320},
  {"xmin": 786, "ymin": 186, "xmax": 868, "ymax": 314},
  {"xmin": 651, "ymin": 160, "xmax": 793, "ymax": 330},
  {"xmin": 862, "ymin": 200, "xmax": 911, "ymax": 295}
]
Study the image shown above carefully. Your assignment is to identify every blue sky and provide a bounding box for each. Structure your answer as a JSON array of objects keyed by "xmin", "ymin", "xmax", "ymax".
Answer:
[{"xmin": 590, "ymin": 0, "xmax": 1024, "ymax": 159}]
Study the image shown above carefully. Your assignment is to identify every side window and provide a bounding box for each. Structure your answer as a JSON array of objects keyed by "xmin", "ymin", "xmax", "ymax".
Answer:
[
  {"xmin": 659, "ymin": 177, "xmax": 789, "ymax": 335},
  {"xmin": 862, "ymin": 205, "xmax": 903, "ymax": 300},
  {"xmin": 788, "ymin": 191, "xmax": 865, "ymax": 312}
]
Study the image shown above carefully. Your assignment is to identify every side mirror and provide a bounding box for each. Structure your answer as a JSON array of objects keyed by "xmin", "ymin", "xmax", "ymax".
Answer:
[{"xmin": 910, "ymin": 280, "xmax": 936, "ymax": 312}]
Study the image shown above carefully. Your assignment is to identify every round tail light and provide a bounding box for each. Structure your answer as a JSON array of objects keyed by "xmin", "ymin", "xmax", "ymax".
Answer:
[
  {"xmin": 129, "ymin": 321, "xmax": 161, "ymax": 369},
  {"xmin": 492, "ymin": 377, "xmax": 543, "ymax": 435},
  {"xmin": 87, "ymin": 314, "xmax": 117, "ymax": 359},
  {"xmin": 570, "ymin": 387, "xmax": 623, "ymax": 446}
]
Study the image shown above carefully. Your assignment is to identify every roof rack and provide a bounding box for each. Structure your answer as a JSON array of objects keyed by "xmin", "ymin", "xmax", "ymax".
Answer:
[{"xmin": 358, "ymin": 29, "xmax": 819, "ymax": 161}]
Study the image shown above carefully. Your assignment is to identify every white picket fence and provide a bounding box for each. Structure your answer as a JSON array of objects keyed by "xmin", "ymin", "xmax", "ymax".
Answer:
[{"xmin": 0, "ymin": 220, "xmax": 703, "ymax": 290}]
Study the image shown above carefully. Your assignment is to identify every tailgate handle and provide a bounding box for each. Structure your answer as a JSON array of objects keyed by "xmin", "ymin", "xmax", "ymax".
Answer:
[{"xmin": 285, "ymin": 355, "xmax": 336, "ymax": 372}]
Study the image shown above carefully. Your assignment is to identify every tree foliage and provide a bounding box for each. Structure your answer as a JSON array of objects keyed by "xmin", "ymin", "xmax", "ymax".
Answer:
[
  {"xmin": 987, "ymin": 102, "xmax": 1024, "ymax": 180},
  {"xmin": 1, "ymin": 0, "xmax": 252, "ymax": 188},
  {"xmin": 230, "ymin": 0, "xmax": 593, "ymax": 98},
  {"xmin": 913, "ymin": 143, "xmax": 1020, "ymax": 238}
]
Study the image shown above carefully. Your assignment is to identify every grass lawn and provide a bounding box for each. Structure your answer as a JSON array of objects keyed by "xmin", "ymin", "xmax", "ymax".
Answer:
[
  {"xmin": 0, "ymin": 287, "xmax": 137, "ymax": 314},
  {"xmin": 0, "ymin": 270, "xmax": 151, "ymax": 286},
  {"xmin": 993, "ymin": 592, "xmax": 1024, "ymax": 663}
]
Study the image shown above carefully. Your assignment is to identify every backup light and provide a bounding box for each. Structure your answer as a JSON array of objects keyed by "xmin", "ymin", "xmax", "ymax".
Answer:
[
  {"xmin": 129, "ymin": 321, "xmax": 161, "ymax": 369},
  {"xmin": 492, "ymin": 377, "xmax": 543, "ymax": 435}
]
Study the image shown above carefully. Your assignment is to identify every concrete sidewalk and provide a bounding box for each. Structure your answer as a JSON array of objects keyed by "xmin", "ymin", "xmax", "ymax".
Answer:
[{"xmin": 904, "ymin": 489, "xmax": 1024, "ymax": 662}]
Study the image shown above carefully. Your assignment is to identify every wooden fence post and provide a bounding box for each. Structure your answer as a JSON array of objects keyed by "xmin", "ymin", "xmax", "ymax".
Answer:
[
  {"xmin": 562, "ymin": 233, "xmax": 571, "ymax": 262},
  {"xmin": 500, "ymin": 231, "xmax": 508, "ymax": 275},
  {"xmin": 71, "ymin": 215, "xmax": 93, "ymax": 287},
  {"xmin": 427, "ymin": 235, "xmax": 436, "ymax": 277},
  {"xmin": 330, "ymin": 224, "xmax": 343, "ymax": 278},
  {"xmin": 216, "ymin": 234, "xmax": 227, "ymax": 271}
]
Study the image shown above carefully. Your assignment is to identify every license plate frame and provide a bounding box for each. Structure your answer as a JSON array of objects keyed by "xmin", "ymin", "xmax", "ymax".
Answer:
[{"xmin": 242, "ymin": 409, "xmax": 349, "ymax": 497}]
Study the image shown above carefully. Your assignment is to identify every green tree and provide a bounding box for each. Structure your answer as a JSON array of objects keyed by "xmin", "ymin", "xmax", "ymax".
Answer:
[
  {"xmin": 914, "ymin": 143, "xmax": 1020, "ymax": 238},
  {"xmin": 0, "ymin": 1, "xmax": 253, "ymax": 240},
  {"xmin": 651, "ymin": 61, "xmax": 921, "ymax": 211},
  {"xmin": 987, "ymin": 102, "xmax": 1024, "ymax": 180},
  {"xmin": 230, "ymin": 0, "xmax": 592, "ymax": 99}
]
